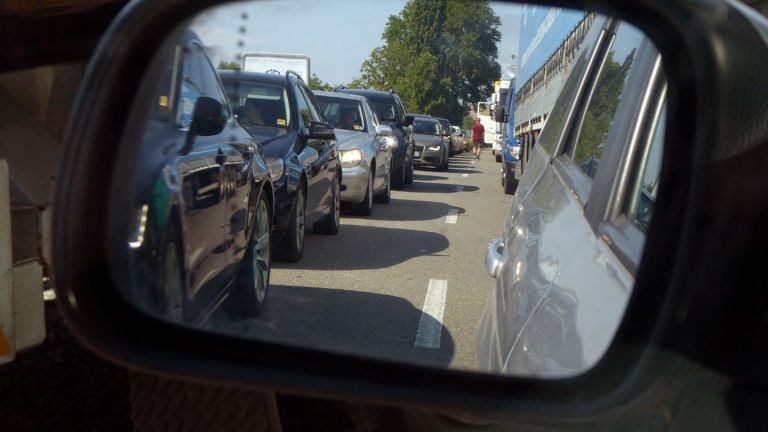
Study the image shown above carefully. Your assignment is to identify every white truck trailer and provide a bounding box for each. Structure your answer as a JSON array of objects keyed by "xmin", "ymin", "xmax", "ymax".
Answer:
[{"xmin": 241, "ymin": 52, "xmax": 310, "ymax": 84}]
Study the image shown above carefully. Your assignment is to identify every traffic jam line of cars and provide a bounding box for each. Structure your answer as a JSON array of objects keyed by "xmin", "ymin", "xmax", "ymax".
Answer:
[{"xmin": 130, "ymin": 29, "xmax": 472, "ymax": 323}]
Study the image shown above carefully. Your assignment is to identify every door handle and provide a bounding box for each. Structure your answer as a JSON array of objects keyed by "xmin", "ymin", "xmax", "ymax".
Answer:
[{"xmin": 215, "ymin": 153, "xmax": 227, "ymax": 165}]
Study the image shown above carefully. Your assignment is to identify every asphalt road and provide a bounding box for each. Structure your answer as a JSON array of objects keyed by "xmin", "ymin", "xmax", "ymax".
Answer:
[{"xmin": 212, "ymin": 148, "xmax": 513, "ymax": 372}]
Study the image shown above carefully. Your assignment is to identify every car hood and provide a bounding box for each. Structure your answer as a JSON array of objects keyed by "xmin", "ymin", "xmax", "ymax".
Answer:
[
  {"xmin": 243, "ymin": 127, "xmax": 295, "ymax": 159},
  {"xmin": 414, "ymin": 134, "xmax": 444, "ymax": 147},
  {"xmin": 334, "ymin": 129, "xmax": 370, "ymax": 151}
]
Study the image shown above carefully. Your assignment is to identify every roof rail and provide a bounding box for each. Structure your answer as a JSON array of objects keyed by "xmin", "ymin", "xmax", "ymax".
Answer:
[
  {"xmin": 333, "ymin": 85, "xmax": 348, "ymax": 92},
  {"xmin": 286, "ymin": 70, "xmax": 304, "ymax": 83}
]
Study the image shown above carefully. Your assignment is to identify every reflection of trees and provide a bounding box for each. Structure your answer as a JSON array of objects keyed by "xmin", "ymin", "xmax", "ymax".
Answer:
[{"xmin": 574, "ymin": 49, "xmax": 636, "ymax": 176}]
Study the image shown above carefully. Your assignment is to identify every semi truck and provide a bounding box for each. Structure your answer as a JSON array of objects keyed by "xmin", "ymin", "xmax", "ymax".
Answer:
[
  {"xmin": 495, "ymin": 8, "xmax": 595, "ymax": 194},
  {"xmin": 241, "ymin": 52, "xmax": 311, "ymax": 84}
]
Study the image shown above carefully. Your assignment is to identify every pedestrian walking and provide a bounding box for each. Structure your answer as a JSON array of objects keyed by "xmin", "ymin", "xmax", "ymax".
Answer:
[{"xmin": 472, "ymin": 117, "xmax": 484, "ymax": 159}]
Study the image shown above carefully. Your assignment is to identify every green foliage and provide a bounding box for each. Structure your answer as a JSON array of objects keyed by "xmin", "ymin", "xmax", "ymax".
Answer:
[
  {"xmin": 355, "ymin": 0, "xmax": 501, "ymax": 125},
  {"xmin": 217, "ymin": 61, "xmax": 241, "ymax": 71},
  {"xmin": 309, "ymin": 74, "xmax": 334, "ymax": 91},
  {"xmin": 462, "ymin": 115, "xmax": 475, "ymax": 129},
  {"xmin": 573, "ymin": 50, "xmax": 636, "ymax": 171}
]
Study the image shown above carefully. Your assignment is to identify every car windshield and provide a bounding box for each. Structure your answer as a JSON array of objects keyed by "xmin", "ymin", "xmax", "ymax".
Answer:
[
  {"xmin": 413, "ymin": 120, "xmax": 441, "ymax": 136},
  {"xmin": 317, "ymin": 96, "xmax": 366, "ymax": 132},
  {"xmin": 222, "ymin": 80, "xmax": 291, "ymax": 137},
  {"xmin": 438, "ymin": 119, "xmax": 450, "ymax": 130},
  {"xmin": 367, "ymin": 100, "xmax": 396, "ymax": 122}
]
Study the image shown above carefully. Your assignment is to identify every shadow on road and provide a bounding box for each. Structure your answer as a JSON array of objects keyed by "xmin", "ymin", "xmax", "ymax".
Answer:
[
  {"xmin": 354, "ymin": 198, "xmax": 465, "ymax": 222},
  {"xmin": 410, "ymin": 182, "xmax": 479, "ymax": 194},
  {"xmin": 210, "ymin": 285, "xmax": 455, "ymax": 368},
  {"xmin": 412, "ymin": 173, "xmax": 449, "ymax": 182},
  {"xmin": 282, "ymin": 223, "xmax": 450, "ymax": 270}
]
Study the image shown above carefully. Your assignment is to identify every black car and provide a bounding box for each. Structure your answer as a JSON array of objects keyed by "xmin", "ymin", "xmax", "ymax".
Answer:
[
  {"xmin": 129, "ymin": 31, "xmax": 274, "ymax": 323},
  {"xmin": 337, "ymin": 89, "xmax": 415, "ymax": 189},
  {"xmin": 220, "ymin": 71, "xmax": 341, "ymax": 262}
]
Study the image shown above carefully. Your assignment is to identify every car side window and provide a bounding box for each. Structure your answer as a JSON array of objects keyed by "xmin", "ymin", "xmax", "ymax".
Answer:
[
  {"xmin": 293, "ymin": 85, "xmax": 314, "ymax": 128},
  {"xmin": 395, "ymin": 96, "xmax": 406, "ymax": 122},
  {"xmin": 297, "ymin": 85, "xmax": 322, "ymax": 123},
  {"xmin": 629, "ymin": 102, "xmax": 666, "ymax": 231},
  {"xmin": 178, "ymin": 46, "xmax": 205, "ymax": 129},
  {"xmin": 196, "ymin": 46, "xmax": 231, "ymax": 118},
  {"xmin": 570, "ymin": 23, "xmax": 645, "ymax": 179}
]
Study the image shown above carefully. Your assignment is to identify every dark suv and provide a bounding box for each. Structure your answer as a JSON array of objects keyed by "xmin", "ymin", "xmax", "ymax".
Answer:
[
  {"xmin": 337, "ymin": 89, "xmax": 414, "ymax": 189},
  {"xmin": 220, "ymin": 71, "xmax": 341, "ymax": 262}
]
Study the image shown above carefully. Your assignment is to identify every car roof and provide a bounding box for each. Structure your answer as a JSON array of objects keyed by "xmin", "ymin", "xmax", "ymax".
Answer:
[
  {"xmin": 409, "ymin": 113, "xmax": 431, "ymax": 117},
  {"xmin": 218, "ymin": 70, "xmax": 301, "ymax": 87},
  {"xmin": 337, "ymin": 88, "xmax": 396, "ymax": 102},
  {"xmin": 414, "ymin": 117, "xmax": 439, "ymax": 124},
  {"xmin": 314, "ymin": 91, "xmax": 367, "ymax": 102}
]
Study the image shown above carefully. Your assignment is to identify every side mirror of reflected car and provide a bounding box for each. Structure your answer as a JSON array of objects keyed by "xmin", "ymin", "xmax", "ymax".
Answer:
[{"xmin": 309, "ymin": 121, "xmax": 336, "ymax": 140}]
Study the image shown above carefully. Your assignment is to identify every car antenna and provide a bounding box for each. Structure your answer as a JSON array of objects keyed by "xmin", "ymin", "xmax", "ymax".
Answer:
[{"xmin": 286, "ymin": 70, "xmax": 304, "ymax": 83}]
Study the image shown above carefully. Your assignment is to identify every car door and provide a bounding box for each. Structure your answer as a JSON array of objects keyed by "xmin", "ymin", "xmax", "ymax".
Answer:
[
  {"xmin": 295, "ymin": 84, "xmax": 335, "ymax": 222},
  {"xmin": 195, "ymin": 44, "xmax": 258, "ymax": 285},
  {"xmin": 365, "ymin": 100, "xmax": 389, "ymax": 191},
  {"xmin": 174, "ymin": 43, "xmax": 228, "ymax": 303},
  {"xmin": 502, "ymin": 22, "xmax": 656, "ymax": 377}
]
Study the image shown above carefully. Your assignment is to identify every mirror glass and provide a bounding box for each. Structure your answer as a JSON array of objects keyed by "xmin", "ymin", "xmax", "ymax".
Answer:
[{"xmin": 112, "ymin": 0, "xmax": 665, "ymax": 378}]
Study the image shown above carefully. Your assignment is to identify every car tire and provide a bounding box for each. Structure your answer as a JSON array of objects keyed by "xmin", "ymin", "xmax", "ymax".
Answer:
[
  {"xmin": 315, "ymin": 171, "xmax": 341, "ymax": 234},
  {"xmin": 503, "ymin": 163, "xmax": 518, "ymax": 195},
  {"xmin": 352, "ymin": 169, "xmax": 374, "ymax": 216},
  {"xmin": 275, "ymin": 187, "xmax": 305, "ymax": 263},
  {"xmin": 158, "ymin": 222, "xmax": 186, "ymax": 323},
  {"xmin": 374, "ymin": 163, "xmax": 391, "ymax": 204},
  {"xmin": 392, "ymin": 160, "xmax": 406, "ymax": 189},
  {"xmin": 404, "ymin": 153, "xmax": 414, "ymax": 185},
  {"xmin": 437, "ymin": 150, "xmax": 449, "ymax": 171},
  {"xmin": 495, "ymin": 153, "xmax": 502, "ymax": 163},
  {"xmin": 228, "ymin": 191, "xmax": 271, "ymax": 317}
]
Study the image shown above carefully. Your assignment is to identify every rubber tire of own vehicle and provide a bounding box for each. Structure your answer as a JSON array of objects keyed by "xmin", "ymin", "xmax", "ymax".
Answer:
[
  {"xmin": 227, "ymin": 191, "xmax": 272, "ymax": 317},
  {"xmin": 374, "ymin": 163, "xmax": 391, "ymax": 204},
  {"xmin": 274, "ymin": 187, "xmax": 305, "ymax": 263},
  {"xmin": 352, "ymin": 169, "xmax": 374, "ymax": 216},
  {"xmin": 314, "ymin": 171, "xmax": 341, "ymax": 235}
]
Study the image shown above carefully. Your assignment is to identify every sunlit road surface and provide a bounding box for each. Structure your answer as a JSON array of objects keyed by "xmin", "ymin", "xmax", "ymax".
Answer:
[{"xmin": 214, "ymin": 149, "xmax": 513, "ymax": 372}]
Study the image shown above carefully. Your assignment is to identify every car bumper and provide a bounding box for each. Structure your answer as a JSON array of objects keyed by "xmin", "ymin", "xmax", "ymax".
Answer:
[
  {"xmin": 413, "ymin": 145, "xmax": 444, "ymax": 167},
  {"xmin": 341, "ymin": 165, "xmax": 368, "ymax": 204}
]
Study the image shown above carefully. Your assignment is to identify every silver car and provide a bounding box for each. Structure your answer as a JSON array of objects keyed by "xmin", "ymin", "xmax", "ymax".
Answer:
[
  {"xmin": 316, "ymin": 91, "xmax": 394, "ymax": 216},
  {"xmin": 412, "ymin": 118, "xmax": 449, "ymax": 171},
  {"xmin": 478, "ymin": 18, "xmax": 664, "ymax": 377}
]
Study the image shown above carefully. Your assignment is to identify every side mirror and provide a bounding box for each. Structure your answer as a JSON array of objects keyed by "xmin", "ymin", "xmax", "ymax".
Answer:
[
  {"xmin": 182, "ymin": 96, "xmax": 227, "ymax": 154},
  {"xmin": 402, "ymin": 115, "xmax": 415, "ymax": 127},
  {"xmin": 309, "ymin": 121, "xmax": 336, "ymax": 140},
  {"xmin": 494, "ymin": 106, "xmax": 506, "ymax": 123},
  {"xmin": 376, "ymin": 124, "xmax": 394, "ymax": 137}
]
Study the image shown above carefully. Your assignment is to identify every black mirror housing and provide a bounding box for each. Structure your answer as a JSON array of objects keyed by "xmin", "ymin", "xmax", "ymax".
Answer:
[
  {"xmin": 192, "ymin": 96, "xmax": 227, "ymax": 136},
  {"xmin": 402, "ymin": 115, "xmax": 415, "ymax": 127},
  {"xmin": 309, "ymin": 121, "xmax": 336, "ymax": 140}
]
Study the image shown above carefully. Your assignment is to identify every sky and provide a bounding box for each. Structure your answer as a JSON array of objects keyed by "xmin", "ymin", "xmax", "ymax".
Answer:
[{"xmin": 191, "ymin": 0, "xmax": 521, "ymax": 86}]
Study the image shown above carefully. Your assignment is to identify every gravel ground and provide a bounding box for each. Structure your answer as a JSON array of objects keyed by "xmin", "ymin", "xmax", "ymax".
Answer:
[{"xmin": 0, "ymin": 304, "xmax": 133, "ymax": 432}]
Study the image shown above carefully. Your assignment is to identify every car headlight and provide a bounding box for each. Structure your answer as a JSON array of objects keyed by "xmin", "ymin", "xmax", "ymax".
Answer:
[
  {"xmin": 340, "ymin": 149, "xmax": 363, "ymax": 168},
  {"xmin": 384, "ymin": 136, "xmax": 398, "ymax": 149},
  {"xmin": 428, "ymin": 145, "xmax": 442, "ymax": 151},
  {"xmin": 266, "ymin": 157, "xmax": 285, "ymax": 181}
]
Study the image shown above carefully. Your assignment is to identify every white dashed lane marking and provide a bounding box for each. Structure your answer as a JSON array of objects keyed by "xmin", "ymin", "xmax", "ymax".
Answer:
[
  {"xmin": 445, "ymin": 209, "xmax": 458, "ymax": 224},
  {"xmin": 415, "ymin": 279, "xmax": 448, "ymax": 349},
  {"xmin": 462, "ymin": 173, "xmax": 469, "ymax": 178}
]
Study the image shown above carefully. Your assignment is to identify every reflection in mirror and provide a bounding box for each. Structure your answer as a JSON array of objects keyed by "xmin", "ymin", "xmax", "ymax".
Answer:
[{"xmin": 114, "ymin": 0, "xmax": 664, "ymax": 379}]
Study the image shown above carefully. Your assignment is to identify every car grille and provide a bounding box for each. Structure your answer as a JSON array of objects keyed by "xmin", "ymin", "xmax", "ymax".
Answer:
[{"xmin": 415, "ymin": 145, "xmax": 424, "ymax": 152}]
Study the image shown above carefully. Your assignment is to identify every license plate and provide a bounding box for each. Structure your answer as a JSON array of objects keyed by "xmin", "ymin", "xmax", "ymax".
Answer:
[{"xmin": 513, "ymin": 161, "xmax": 522, "ymax": 180}]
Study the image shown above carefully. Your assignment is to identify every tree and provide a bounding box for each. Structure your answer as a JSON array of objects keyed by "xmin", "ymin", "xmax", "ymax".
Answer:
[
  {"xmin": 462, "ymin": 115, "xmax": 475, "ymax": 130},
  {"xmin": 217, "ymin": 61, "xmax": 240, "ymax": 71},
  {"xmin": 356, "ymin": 0, "xmax": 500, "ymax": 124},
  {"xmin": 309, "ymin": 74, "xmax": 334, "ymax": 91}
]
